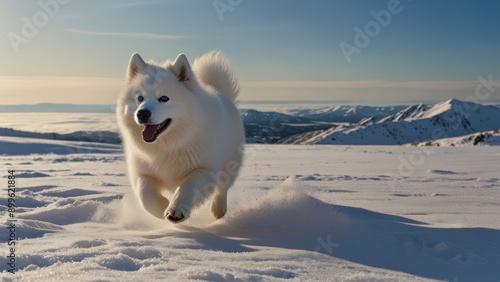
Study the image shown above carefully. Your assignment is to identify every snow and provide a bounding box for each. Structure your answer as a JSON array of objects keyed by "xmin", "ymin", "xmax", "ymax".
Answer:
[{"xmin": 1, "ymin": 138, "xmax": 499, "ymax": 281}]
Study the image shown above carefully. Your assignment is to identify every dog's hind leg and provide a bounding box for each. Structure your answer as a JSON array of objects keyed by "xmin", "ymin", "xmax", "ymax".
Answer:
[
  {"xmin": 211, "ymin": 174, "xmax": 236, "ymax": 219},
  {"xmin": 211, "ymin": 163, "xmax": 239, "ymax": 219},
  {"xmin": 210, "ymin": 184, "xmax": 229, "ymax": 219},
  {"xmin": 135, "ymin": 176, "xmax": 170, "ymax": 219},
  {"xmin": 165, "ymin": 169, "xmax": 215, "ymax": 223}
]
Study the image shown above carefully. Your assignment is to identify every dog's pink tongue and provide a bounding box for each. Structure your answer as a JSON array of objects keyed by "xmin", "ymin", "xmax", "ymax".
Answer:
[{"xmin": 142, "ymin": 124, "xmax": 160, "ymax": 141}]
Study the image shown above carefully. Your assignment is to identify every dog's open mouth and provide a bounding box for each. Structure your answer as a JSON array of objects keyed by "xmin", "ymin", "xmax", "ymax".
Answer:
[{"xmin": 142, "ymin": 118, "xmax": 172, "ymax": 143}]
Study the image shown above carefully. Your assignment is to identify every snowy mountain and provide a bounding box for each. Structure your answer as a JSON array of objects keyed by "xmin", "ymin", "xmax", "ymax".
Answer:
[
  {"xmin": 286, "ymin": 105, "xmax": 406, "ymax": 123},
  {"xmin": 279, "ymin": 99, "xmax": 500, "ymax": 145}
]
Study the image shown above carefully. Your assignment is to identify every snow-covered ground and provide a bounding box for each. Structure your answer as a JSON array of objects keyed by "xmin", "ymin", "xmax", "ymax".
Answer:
[{"xmin": 0, "ymin": 137, "xmax": 499, "ymax": 281}]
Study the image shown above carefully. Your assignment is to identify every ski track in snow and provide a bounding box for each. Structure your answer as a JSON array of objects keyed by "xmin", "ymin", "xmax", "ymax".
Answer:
[{"xmin": 0, "ymin": 142, "xmax": 499, "ymax": 281}]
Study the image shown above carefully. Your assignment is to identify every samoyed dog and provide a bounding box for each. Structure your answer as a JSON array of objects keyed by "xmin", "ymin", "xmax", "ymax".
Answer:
[{"xmin": 116, "ymin": 51, "xmax": 244, "ymax": 223}]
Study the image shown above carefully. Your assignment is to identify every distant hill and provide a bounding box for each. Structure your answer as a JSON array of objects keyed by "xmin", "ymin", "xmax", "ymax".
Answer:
[{"xmin": 240, "ymin": 109, "xmax": 336, "ymax": 143}]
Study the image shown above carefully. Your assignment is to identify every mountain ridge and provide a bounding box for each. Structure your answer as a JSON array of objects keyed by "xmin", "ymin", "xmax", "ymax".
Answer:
[{"xmin": 279, "ymin": 99, "xmax": 500, "ymax": 146}]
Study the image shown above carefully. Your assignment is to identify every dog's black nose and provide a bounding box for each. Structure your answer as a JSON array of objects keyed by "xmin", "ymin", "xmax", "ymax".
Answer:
[{"xmin": 137, "ymin": 109, "xmax": 151, "ymax": 123}]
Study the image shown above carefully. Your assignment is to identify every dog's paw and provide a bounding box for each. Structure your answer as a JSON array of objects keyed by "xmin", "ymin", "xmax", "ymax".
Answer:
[
  {"xmin": 211, "ymin": 200, "xmax": 227, "ymax": 220},
  {"xmin": 164, "ymin": 207, "xmax": 188, "ymax": 223}
]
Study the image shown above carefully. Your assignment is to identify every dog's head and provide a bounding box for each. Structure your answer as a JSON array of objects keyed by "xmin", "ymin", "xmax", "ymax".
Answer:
[{"xmin": 117, "ymin": 53, "xmax": 201, "ymax": 145}]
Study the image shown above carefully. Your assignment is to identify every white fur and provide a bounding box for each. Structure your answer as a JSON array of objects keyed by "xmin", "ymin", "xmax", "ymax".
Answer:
[{"xmin": 116, "ymin": 51, "xmax": 245, "ymax": 223}]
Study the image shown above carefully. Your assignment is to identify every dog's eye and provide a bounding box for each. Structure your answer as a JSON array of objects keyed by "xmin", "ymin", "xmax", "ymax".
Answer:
[
  {"xmin": 137, "ymin": 96, "xmax": 144, "ymax": 102},
  {"xmin": 159, "ymin": 96, "xmax": 169, "ymax": 103}
]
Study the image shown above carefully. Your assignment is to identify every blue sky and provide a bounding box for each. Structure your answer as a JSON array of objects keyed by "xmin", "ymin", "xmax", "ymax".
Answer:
[{"xmin": 0, "ymin": 0, "xmax": 499, "ymax": 105}]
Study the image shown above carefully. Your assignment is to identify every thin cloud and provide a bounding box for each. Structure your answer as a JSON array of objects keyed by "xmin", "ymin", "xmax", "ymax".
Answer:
[
  {"xmin": 242, "ymin": 80, "xmax": 500, "ymax": 90},
  {"xmin": 0, "ymin": 76, "xmax": 122, "ymax": 89},
  {"xmin": 64, "ymin": 29, "xmax": 191, "ymax": 40},
  {"xmin": 219, "ymin": 23, "xmax": 302, "ymax": 33},
  {"xmin": 110, "ymin": 0, "xmax": 171, "ymax": 9},
  {"xmin": 55, "ymin": 14, "xmax": 80, "ymax": 20}
]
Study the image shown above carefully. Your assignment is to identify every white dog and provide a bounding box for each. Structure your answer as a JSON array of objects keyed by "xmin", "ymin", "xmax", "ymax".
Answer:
[{"xmin": 116, "ymin": 51, "xmax": 244, "ymax": 223}]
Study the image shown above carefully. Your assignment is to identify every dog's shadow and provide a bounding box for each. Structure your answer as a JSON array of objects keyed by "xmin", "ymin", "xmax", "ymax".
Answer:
[{"xmin": 171, "ymin": 181, "xmax": 500, "ymax": 282}]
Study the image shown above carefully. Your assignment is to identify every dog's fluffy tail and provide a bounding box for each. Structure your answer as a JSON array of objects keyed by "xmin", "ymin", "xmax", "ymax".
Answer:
[{"xmin": 193, "ymin": 51, "xmax": 239, "ymax": 104}]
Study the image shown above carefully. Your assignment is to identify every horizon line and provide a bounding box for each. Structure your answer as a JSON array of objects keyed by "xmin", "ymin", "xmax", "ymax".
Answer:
[{"xmin": 0, "ymin": 98, "xmax": 498, "ymax": 107}]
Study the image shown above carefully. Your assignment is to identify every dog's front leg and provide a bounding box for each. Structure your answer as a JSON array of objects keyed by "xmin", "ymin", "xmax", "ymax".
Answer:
[
  {"xmin": 135, "ymin": 175, "xmax": 170, "ymax": 219},
  {"xmin": 164, "ymin": 169, "xmax": 215, "ymax": 223}
]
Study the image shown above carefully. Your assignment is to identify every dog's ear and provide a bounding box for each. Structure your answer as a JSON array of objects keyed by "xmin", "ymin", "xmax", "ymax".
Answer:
[
  {"xmin": 127, "ymin": 53, "xmax": 147, "ymax": 82},
  {"xmin": 171, "ymin": 54, "xmax": 194, "ymax": 83}
]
